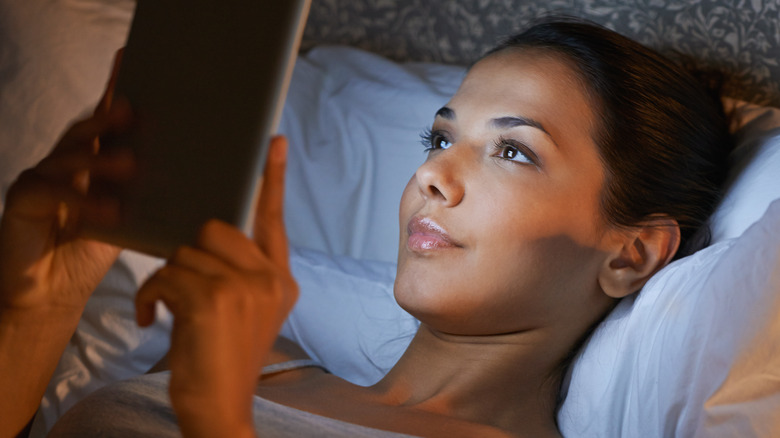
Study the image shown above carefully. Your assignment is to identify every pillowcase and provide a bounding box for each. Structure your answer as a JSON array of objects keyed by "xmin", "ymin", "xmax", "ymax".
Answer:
[
  {"xmin": 278, "ymin": 46, "xmax": 464, "ymax": 263},
  {"xmin": 559, "ymin": 198, "xmax": 780, "ymax": 437},
  {"xmin": 0, "ymin": 0, "xmax": 135, "ymax": 216},
  {"xmin": 709, "ymin": 100, "xmax": 780, "ymax": 243},
  {"xmin": 281, "ymin": 247, "xmax": 418, "ymax": 386},
  {"xmin": 33, "ymin": 251, "xmax": 169, "ymax": 435}
]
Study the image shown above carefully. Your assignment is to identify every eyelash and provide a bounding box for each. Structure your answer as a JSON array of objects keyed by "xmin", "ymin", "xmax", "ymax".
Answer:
[
  {"xmin": 420, "ymin": 128, "xmax": 450, "ymax": 152},
  {"xmin": 492, "ymin": 136, "xmax": 537, "ymax": 165},
  {"xmin": 420, "ymin": 128, "xmax": 538, "ymax": 166}
]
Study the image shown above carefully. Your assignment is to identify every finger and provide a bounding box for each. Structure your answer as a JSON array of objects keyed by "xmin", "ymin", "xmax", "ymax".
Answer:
[
  {"xmin": 7, "ymin": 169, "xmax": 97, "ymax": 222},
  {"xmin": 49, "ymin": 116, "xmax": 111, "ymax": 157},
  {"xmin": 195, "ymin": 220, "xmax": 265, "ymax": 271},
  {"xmin": 49, "ymin": 102, "xmax": 132, "ymax": 158},
  {"xmin": 135, "ymin": 264, "xmax": 196, "ymax": 326},
  {"xmin": 169, "ymin": 245, "xmax": 231, "ymax": 278},
  {"xmin": 95, "ymin": 48, "xmax": 125, "ymax": 117},
  {"xmin": 135, "ymin": 274, "xmax": 164, "ymax": 327},
  {"xmin": 23, "ymin": 149, "xmax": 132, "ymax": 230},
  {"xmin": 254, "ymin": 136, "xmax": 290, "ymax": 268},
  {"xmin": 135, "ymin": 280, "xmax": 160, "ymax": 327},
  {"xmin": 88, "ymin": 147, "xmax": 136, "ymax": 180},
  {"xmin": 36, "ymin": 146, "xmax": 134, "ymax": 182},
  {"xmin": 4, "ymin": 174, "xmax": 125, "ymax": 249},
  {"xmin": 79, "ymin": 190, "xmax": 123, "ymax": 228}
]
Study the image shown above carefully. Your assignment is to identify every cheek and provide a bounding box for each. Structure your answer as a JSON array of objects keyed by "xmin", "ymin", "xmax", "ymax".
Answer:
[
  {"xmin": 474, "ymin": 188, "xmax": 607, "ymax": 298},
  {"xmin": 398, "ymin": 177, "xmax": 416, "ymax": 222},
  {"xmin": 460, "ymin": 231, "xmax": 607, "ymax": 333},
  {"xmin": 397, "ymin": 177, "xmax": 418, "ymax": 248}
]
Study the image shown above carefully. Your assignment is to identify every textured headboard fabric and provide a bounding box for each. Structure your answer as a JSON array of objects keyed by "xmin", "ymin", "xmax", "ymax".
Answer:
[{"xmin": 301, "ymin": 0, "xmax": 780, "ymax": 107}]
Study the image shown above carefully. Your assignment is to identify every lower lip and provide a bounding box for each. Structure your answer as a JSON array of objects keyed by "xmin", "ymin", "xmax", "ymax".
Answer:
[{"xmin": 407, "ymin": 233, "xmax": 458, "ymax": 252}]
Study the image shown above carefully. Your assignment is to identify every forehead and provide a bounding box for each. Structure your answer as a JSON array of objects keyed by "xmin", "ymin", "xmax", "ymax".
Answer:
[{"xmin": 447, "ymin": 49, "xmax": 597, "ymax": 144}]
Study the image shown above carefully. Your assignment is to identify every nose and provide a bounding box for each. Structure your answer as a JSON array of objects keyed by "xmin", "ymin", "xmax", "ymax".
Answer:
[{"xmin": 414, "ymin": 148, "xmax": 466, "ymax": 207}]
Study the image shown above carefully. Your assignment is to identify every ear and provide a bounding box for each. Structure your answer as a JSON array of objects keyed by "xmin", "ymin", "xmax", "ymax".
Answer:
[{"xmin": 598, "ymin": 217, "xmax": 681, "ymax": 298}]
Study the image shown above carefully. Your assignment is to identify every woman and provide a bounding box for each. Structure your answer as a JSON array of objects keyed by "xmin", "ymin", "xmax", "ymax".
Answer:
[{"xmin": 0, "ymin": 20, "xmax": 731, "ymax": 437}]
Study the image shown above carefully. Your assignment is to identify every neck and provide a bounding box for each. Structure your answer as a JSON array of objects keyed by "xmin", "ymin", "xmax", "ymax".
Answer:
[{"xmin": 369, "ymin": 324, "xmax": 564, "ymax": 436}]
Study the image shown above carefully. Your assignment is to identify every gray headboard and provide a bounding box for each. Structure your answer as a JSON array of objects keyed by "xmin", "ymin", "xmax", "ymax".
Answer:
[{"xmin": 302, "ymin": 0, "xmax": 780, "ymax": 107}]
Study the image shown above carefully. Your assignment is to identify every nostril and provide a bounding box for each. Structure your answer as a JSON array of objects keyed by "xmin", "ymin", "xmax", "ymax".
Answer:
[
  {"xmin": 414, "ymin": 154, "xmax": 464, "ymax": 206},
  {"xmin": 427, "ymin": 184, "xmax": 444, "ymax": 199}
]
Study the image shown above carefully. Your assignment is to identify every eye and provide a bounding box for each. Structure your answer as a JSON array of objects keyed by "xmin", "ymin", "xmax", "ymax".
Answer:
[
  {"xmin": 420, "ymin": 128, "xmax": 453, "ymax": 152},
  {"xmin": 492, "ymin": 137, "xmax": 536, "ymax": 165}
]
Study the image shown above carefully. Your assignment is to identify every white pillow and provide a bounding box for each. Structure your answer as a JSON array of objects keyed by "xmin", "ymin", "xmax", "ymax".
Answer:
[
  {"xmin": 559, "ymin": 198, "xmax": 780, "ymax": 437},
  {"xmin": 710, "ymin": 100, "xmax": 780, "ymax": 243},
  {"xmin": 278, "ymin": 46, "xmax": 464, "ymax": 263},
  {"xmin": 0, "ymin": 0, "xmax": 135, "ymax": 216},
  {"xmin": 281, "ymin": 247, "xmax": 418, "ymax": 386},
  {"xmin": 33, "ymin": 251, "xmax": 169, "ymax": 435}
]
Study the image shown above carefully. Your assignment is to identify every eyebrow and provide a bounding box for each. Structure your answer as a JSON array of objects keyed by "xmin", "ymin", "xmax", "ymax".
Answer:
[
  {"xmin": 490, "ymin": 116, "xmax": 550, "ymax": 137},
  {"xmin": 434, "ymin": 106, "xmax": 556, "ymax": 146},
  {"xmin": 435, "ymin": 106, "xmax": 455, "ymax": 120}
]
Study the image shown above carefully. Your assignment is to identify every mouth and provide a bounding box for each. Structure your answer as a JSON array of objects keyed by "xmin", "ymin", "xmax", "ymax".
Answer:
[{"xmin": 406, "ymin": 216, "xmax": 463, "ymax": 252}]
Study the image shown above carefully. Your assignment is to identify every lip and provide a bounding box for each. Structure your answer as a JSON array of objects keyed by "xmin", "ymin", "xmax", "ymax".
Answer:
[{"xmin": 406, "ymin": 216, "xmax": 462, "ymax": 252}]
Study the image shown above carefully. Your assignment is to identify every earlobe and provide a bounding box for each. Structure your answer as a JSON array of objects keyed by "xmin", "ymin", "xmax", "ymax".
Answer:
[{"xmin": 599, "ymin": 217, "xmax": 681, "ymax": 298}]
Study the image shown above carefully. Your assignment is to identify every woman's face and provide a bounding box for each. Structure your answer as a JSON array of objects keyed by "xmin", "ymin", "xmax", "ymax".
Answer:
[{"xmin": 395, "ymin": 49, "xmax": 620, "ymax": 336}]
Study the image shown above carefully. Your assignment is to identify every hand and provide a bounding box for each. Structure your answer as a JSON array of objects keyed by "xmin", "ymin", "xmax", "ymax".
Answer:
[
  {"xmin": 135, "ymin": 136, "xmax": 297, "ymax": 437},
  {"xmin": 0, "ymin": 49, "xmax": 134, "ymax": 438},
  {"xmin": 0, "ymin": 50, "xmax": 133, "ymax": 314}
]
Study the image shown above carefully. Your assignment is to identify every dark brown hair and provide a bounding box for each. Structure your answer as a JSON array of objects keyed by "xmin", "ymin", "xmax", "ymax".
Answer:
[{"xmin": 489, "ymin": 18, "xmax": 733, "ymax": 259}]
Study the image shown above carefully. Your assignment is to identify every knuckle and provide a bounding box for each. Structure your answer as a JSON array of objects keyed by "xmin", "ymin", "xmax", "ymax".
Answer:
[
  {"xmin": 208, "ymin": 278, "xmax": 257, "ymax": 315},
  {"xmin": 255, "ymin": 272, "xmax": 298, "ymax": 311},
  {"xmin": 170, "ymin": 245, "xmax": 194, "ymax": 264},
  {"xmin": 203, "ymin": 275, "xmax": 230, "ymax": 297},
  {"xmin": 155, "ymin": 264, "xmax": 175, "ymax": 280},
  {"xmin": 196, "ymin": 219, "xmax": 223, "ymax": 247}
]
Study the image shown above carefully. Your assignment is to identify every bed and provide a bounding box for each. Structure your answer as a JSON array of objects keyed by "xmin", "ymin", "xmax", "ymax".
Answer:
[{"xmin": 0, "ymin": 0, "xmax": 778, "ymax": 436}]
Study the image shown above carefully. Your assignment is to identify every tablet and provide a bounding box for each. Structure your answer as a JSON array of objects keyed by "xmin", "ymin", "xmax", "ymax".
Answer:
[{"xmin": 84, "ymin": 0, "xmax": 311, "ymax": 258}]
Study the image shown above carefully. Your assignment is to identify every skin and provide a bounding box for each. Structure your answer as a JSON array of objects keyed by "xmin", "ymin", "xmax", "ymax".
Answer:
[
  {"xmin": 0, "ymin": 53, "xmax": 131, "ymax": 437},
  {"xmin": 395, "ymin": 48, "xmax": 617, "ymax": 337},
  {"xmin": 2, "ymin": 48, "xmax": 680, "ymax": 438},
  {"xmin": 255, "ymin": 49, "xmax": 662, "ymax": 437},
  {"xmin": 256, "ymin": 49, "xmax": 676, "ymax": 437}
]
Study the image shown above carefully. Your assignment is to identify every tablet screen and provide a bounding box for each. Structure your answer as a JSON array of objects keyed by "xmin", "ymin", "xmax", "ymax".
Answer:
[{"xmin": 85, "ymin": 0, "xmax": 311, "ymax": 257}]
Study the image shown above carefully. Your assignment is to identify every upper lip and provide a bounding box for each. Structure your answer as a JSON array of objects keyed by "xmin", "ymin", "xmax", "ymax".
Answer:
[{"xmin": 407, "ymin": 216, "xmax": 463, "ymax": 247}]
